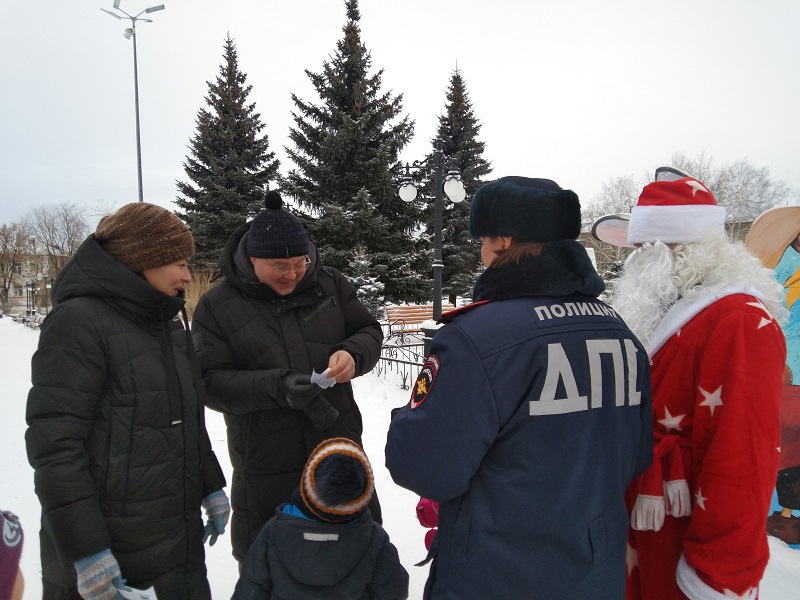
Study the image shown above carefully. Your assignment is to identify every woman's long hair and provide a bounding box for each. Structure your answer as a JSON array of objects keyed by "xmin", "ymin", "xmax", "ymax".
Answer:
[{"xmin": 491, "ymin": 242, "xmax": 544, "ymax": 268}]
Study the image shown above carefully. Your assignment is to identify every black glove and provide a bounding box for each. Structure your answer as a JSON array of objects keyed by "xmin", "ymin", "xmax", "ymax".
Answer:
[
  {"xmin": 303, "ymin": 397, "xmax": 339, "ymax": 432},
  {"xmin": 282, "ymin": 373, "xmax": 323, "ymax": 409}
]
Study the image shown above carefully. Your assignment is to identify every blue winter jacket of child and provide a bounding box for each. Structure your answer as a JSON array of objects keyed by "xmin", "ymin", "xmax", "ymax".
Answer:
[{"xmin": 233, "ymin": 506, "xmax": 408, "ymax": 599}]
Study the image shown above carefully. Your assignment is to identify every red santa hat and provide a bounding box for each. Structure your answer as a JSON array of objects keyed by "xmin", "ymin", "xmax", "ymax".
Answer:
[{"xmin": 592, "ymin": 173, "xmax": 726, "ymax": 248}]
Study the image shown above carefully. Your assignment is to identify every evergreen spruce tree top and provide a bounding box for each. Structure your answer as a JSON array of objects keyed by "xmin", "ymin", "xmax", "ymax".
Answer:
[
  {"xmin": 175, "ymin": 35, "xmax": 280, "ymax": 267},
  {"xmin": 422, "ymin": 67, "xmax": 492, "ymax": 303},
  {"xmin": 282, "ymin": 0, "xmax": 425, "ymax": 304}
]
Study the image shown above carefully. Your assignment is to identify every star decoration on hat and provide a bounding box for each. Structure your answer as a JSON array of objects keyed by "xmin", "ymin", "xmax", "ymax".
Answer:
[
  {"xmin": 685, "ymin": 180, "xmax": 709, "ymax": 196},
  {"xmin": 695, "ymin": 488, "xmax": 707, "ymax": 511},
  {"xmin": 658, "ymin": 407, "xmax": 685, "ymax": 431},
  {"xmin": 698, "ymin": 385, "xmax": 723, "ymax": 417}
]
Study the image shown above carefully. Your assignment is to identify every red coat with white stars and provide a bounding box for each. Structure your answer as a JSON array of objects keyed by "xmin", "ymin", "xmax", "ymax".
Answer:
[{"xmin": 625, "ymin": 293, "xmax": 785, "ymax": 600}]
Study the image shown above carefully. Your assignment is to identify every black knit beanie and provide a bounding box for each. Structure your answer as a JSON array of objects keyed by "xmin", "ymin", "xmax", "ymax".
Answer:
[
  {"xmin": 294, "ymin": 437, "xmax": 374, "ymax": 523},
  {"xmin": 95, "ymin": 202, "xmax": 195, "ymax": 272},
  {"xmin": 468, "ymin": 176, "xmax": 581, "ymax": 242},
  {"xmin": 247, "ymin": 191, "xmax": 310, "ymax": 259}
]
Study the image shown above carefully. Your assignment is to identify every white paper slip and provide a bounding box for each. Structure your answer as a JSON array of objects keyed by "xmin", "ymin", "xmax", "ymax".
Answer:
[
  {"xmin": 119, "ymin": 586, "xmax": 158, "ymax": 600},
  {"xmin": 311, "ymin": 368, "xmax": 336, "ymax": 389}
]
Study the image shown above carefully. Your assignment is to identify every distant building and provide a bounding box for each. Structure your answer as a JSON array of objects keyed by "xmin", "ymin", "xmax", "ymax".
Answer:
[{"xmin": 3, "ymin": 251, "xmax": 61, "ymax": 315}]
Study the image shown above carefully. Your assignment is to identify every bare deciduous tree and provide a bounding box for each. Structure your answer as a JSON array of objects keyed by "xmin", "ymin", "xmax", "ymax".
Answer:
[
  {"xmin": 583, "ymin": 175, "xmax": 641, "ymax": 224},
  {"xmin": 670, "ymin": 151, "xmax": 792, "ymax": 239},
  {"xmin": 0, "ymin": 221, "xmax": 32, "ymax": 310},
  {"xmin": 23, "ymin": 202, "xmax": 90, "ymax": 277},
  {"xmin": 582, "ymin": 175, "xmax": 642, "ymax": 278}
]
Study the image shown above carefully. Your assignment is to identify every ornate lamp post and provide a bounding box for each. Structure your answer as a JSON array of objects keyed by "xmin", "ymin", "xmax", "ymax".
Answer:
[
  {"xmin": 397, "ymin": 146, "xmax": 466, "ymax": 322},
  {"xmin": 101, "ymin": 1, "xmax": 165, "ymax": 202},
  {"xmin": 45, "ymin": 279, "xmax": 54, "ymax": 314},
  {"xmin": 31, "ymin": 282, "xmax": 40, "ymax": 314},
  {"xmin": 25, "ymin": 282, "xmax": 40, "ymax": 315}
]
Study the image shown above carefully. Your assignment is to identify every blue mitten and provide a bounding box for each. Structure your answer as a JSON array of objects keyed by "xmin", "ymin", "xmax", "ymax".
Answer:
[
  {"xmin": 202, "ymin": 489, "xmax": 231, "ymax": 546},
  {"xmin": 74, "ymin": 548, "xmax": 130, "ymax": 600}
]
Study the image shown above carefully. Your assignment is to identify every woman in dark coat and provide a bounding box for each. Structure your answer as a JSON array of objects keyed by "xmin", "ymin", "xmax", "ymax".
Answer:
[
  {"xmin": 25, "ymin": 203, "xmax": 228, "ymax": 600},
  {"xmin": 191, "ymin": 191, "xmax": 383, "ymax": 563}
]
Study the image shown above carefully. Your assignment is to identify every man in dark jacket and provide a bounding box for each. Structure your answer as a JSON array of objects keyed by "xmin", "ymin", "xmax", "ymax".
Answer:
[
  {"xmin": 26, "ymin": 203, "xmax": 228, "ymax": 599},
  {"xmin": 192, "ymin": 191, "xmax": 383, "ymax": 563},
  {"xmin": 386, "ymin": 177, "xmax": 653, "ymax": 599}
]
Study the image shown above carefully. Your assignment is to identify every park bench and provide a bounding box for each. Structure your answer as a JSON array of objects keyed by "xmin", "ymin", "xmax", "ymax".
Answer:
[
  {"xmin": 384, "ymin": 303, "xmax": 456, "ymax": 338},
  {"xmin": 25, "ymin": 315, "xmax": 45, "ymax": 329}
]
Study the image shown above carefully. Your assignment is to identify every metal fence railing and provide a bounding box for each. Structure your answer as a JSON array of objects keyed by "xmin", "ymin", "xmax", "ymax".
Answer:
[{"xmin": 375, "ymin": 323, "xmax": 427, "ymax": 390}]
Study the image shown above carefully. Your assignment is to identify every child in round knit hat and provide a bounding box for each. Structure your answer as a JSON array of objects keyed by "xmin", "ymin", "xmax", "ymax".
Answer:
[{"xmin": 233, "ymin": 438, "xmax": 408, "ymax": 599}]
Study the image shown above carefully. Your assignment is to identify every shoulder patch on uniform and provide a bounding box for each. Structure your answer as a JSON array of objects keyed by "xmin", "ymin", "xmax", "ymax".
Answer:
[
  {"xmin": 439, "ymin": 300, "xmax": 491, "ymax": 323},
  {"xmin": 410, "ymin": 355, "xmax": 440, "ymax": 409}
]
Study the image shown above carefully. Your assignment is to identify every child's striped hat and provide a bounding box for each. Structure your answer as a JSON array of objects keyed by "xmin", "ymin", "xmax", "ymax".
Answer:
[{"xmin": 297, "ymin": 438, "xmax": 374, "ymax": 523}]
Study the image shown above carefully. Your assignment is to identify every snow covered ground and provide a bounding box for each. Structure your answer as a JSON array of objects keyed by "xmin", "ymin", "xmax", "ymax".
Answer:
[{"xmin": 1, "ymin": 316, "xmax": 798, "ymax": 599}]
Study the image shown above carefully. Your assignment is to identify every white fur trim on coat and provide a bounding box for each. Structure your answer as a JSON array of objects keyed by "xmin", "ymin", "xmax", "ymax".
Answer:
[
  {"xmin": 676, "ymin": 554, "xmax": 757, "ymax": 600},
  {"xmin": 627, "ymin": 205, "xmax": 726, "ymax": 245},
  {"xmin": 631, "ymin": 494, "xmax": 666, "ymax": 532},
  {"xmin": 647, "ymin": 285, "xmax": 765, "ymax": 358}
]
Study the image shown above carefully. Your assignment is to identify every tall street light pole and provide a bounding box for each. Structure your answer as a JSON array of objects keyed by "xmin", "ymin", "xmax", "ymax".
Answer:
[
  {"xmin": 101, "ymin": 1, "xmax": 165, "ymax": 202},
  {"xmin": 398, "ymin": 145, "xmax": 466, "ymax": 322}
]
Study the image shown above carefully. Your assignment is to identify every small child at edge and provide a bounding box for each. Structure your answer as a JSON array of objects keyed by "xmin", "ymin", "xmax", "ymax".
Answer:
[
  {"xmin": 0, "ymin": 511, "xmax": 24, "ymax": 600},
  {"xmin": 233, "ymin": 438, "xmax": 409, "ymax": 599}
]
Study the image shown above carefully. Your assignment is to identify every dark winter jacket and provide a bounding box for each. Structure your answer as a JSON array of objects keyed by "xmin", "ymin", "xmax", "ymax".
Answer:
[
  {"xmin": 233, "ymin": 507, "xmax": 408, "ymax": 599},
  {"xmin": 386, "ymin": 241, "xmax": 654, "ymax": 599},
  {"xmin": 191, "ymin": 224, "xmax": 383, "ymax": 561},
  {"xmin": 25, "ymin": 236, "xmax": 226, "ymax": 599}
]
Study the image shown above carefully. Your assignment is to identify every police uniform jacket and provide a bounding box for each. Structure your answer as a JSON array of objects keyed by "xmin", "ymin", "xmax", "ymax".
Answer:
[
  {"xmin": 191, "ymin": 224, "xmax": 383, "ymax": 561},
  {"xmin": 386, "ymin": 240, "xmax": 654, "ymax": 600}
]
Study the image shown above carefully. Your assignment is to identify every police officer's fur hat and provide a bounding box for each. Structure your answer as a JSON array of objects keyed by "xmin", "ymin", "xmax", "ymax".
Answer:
[{"xmin": 469, "ymin": 176, "xmax": 581, "ymax": 242}]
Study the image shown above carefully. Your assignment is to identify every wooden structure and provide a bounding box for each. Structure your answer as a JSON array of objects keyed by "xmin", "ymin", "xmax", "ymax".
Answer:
[{"xmin": 385, "ymin": 303, "xmax": 455, "ymax": 336}]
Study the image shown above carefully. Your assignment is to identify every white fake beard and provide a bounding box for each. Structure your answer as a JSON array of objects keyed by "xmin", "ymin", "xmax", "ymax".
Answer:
[{"xmin": 609, "ymin": 241, "xmax": 679, "ymax": 350}]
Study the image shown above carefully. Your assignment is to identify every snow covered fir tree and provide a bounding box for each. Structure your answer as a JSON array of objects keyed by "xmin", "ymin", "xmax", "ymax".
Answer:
[
  {"xmin": 281, "ymin": 0, "xmax": 425, "ymax": 304},
  {"xmin": 175, "ymin": 35, "xmax": 280, "ymax": 268},
  {"xmin": 418, "ymin": 68, "xmax": 492, "ymax": 306},
  {"xmin": 349, "ymin": 243, "xmax": 385, "ymax": 319}
]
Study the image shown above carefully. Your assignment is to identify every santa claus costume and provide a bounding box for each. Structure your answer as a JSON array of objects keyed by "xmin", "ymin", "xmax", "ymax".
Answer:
[{"xmin": 594, "ymin": 173, "xmax": 787, "ymax": 600}]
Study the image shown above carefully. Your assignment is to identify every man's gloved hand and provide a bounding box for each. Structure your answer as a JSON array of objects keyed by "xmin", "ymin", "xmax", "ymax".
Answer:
[
  {"xmin": 74, "ymin": 548, "xmax": 130, "ymax": 600},
  {"xmin": 303, "ymin": 396, "xmax": 339, "ymax": 431},
  {"xmin": 202, "ymin": 489, "xmax": 231, "ymax": 546},
  {"xmin": 282, "ymin": 373, "xmax": 323, "ymax": 409}
]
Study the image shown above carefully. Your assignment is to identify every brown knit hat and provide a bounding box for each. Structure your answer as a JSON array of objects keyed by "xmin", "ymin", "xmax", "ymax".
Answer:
[{"xmin": 95, "ymin": 203, "xmax": 195, "ymax": 272}]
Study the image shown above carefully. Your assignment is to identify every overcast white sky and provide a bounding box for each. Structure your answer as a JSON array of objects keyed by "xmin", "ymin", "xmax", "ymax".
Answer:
[{"xmin": 2, "ymin": 0, "xmax": 799, "ymax": 225}]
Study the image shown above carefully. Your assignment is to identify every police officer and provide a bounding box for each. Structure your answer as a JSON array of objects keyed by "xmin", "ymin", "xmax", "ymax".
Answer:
[{"xmin": 386, "ymin": 176, "xmax": 653, "ymax": 600}]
